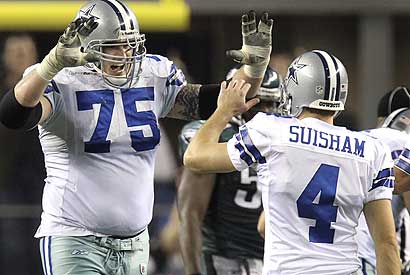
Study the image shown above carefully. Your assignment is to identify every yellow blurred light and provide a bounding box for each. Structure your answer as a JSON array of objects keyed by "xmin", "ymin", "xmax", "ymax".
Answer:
[{"xmin": 0, "ymin": 1, "xmax": 190, "ymax": 32}]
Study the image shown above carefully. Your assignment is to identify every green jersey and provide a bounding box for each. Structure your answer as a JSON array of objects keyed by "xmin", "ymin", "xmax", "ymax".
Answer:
[{"xmin": 179, "ymin": 119, "xmax": 264, "ymax": 259}]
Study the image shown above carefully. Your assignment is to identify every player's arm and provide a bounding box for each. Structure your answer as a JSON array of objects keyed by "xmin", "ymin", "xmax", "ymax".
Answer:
[
  {"xmin": 364, "ymin": 199, "xmax": 401, "ymax": 275},
  {"xmin": 257, "ymin": 210, "xmax": 265, "ymax": 238},
  {"xmin": 394, "ymin": 145, "xmax": 410, "ymax": 194},
  {"xmin": 177, "ymin": 167, "xmax": 216, "ymax": 275},
  {"xmin": 166, "ymin": 11, "xmax": 273, "ymax": 121},
  {"xmin": 184, "ymin": 80, "xmax": 259, "ymax": 173},
  {"xmin": 0, "ymin": 17, "xmax": 98, "ymax": 130}
]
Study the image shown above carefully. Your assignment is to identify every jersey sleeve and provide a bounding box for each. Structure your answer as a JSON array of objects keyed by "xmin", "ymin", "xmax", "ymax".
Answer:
[
  {"xmin": 365, "ymin": 141, "xmax": 394, "ymax": 203},
  {"xmin": 146, "ymin": 55, "xmax": 186, "ymax": 118},
  {"xmin": 396, "ymin": 139, "xmax": 410, "ymax": 175},
  {"xmin": 226, "ymin": 113, "xmax": 272, "ymax": 171},
  {"xmin": 22, "ymin": 64, "xmax": 63, "ymax": 127}
]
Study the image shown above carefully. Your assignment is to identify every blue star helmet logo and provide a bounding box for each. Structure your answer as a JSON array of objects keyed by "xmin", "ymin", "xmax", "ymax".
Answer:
[
  {"xmin": 79, "ymin": 4, "xmax": 99, "ymax": 20},
  {"xmin": 287, "ymin": 57, "xmax": 307, "ymax": 85}
]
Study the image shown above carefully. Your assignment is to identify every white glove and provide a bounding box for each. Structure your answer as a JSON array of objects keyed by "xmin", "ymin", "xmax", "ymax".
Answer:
[
  {"xmin": 226, "ymin": 11, "xmax": 273, "ymax": 78},
  {"xmin": 37, "ymin": 17, "xmax": 99, "ymax": 81}
]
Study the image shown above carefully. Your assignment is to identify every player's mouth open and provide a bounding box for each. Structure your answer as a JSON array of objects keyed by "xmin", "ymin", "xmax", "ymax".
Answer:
[{"xmin": 110, "ymin": 64, "xmax": 126, "ymax": 75}]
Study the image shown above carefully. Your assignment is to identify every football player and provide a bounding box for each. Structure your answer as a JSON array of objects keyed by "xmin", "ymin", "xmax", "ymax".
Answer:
[
  {"xmin": 0, "ymin": 1, "xmax": 273, "ymax": 274},
  {"xmin": 178, "ymin": 66, "xmax": 281, "ymax": 275},
  {"xmin": 183, "ymin": 50, "xmax": 401, "ymax": 275},
  {"xmin": 357, "ymin": 88, "xmax": 410, "ymax": 275}
]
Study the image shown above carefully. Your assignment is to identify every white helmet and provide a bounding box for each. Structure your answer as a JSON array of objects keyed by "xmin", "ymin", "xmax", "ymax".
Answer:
[
  {"xmin": 381, "ymin": 108, "xmax": 410, "ymax": 134},
  {"xmin": 281, "ymin": 50, "xmax": 348, "ymax": 117},
  {"xmin": 75, "ymin": 0, "xmax": 146, "ymax": 87}
]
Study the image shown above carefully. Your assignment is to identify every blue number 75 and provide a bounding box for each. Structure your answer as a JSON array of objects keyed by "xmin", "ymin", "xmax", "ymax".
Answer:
[{"xmin": 76, "ymin": 87, "xmax": 160, "ymax": 153}]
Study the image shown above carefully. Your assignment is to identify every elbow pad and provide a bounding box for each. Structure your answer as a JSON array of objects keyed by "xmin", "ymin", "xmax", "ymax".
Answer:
[
  {"xmin": 198, "ymin": 84, "xmax": 220, "ymax": 120},
  {"xmin": 0, "ymin": 89, "xmax": 43, "ymax": 130}
]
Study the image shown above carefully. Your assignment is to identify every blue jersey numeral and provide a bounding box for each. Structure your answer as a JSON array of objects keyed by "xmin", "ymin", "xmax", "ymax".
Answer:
[
  {"xmin": 76, "ymin": 88, "xmax": 160, "ymax": 153},
  {"xmin": 296, "ymin": 164, "xmax": 339, "ymax": 243}
]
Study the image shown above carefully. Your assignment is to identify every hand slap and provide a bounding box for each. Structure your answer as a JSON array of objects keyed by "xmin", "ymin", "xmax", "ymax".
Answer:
[{"xmin": 217, "ymin": 80, "xmax": 259, "ymax": 117}]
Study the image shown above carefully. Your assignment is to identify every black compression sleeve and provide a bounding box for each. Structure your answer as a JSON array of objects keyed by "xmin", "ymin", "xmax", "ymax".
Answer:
[
  {"xmin": 0, "ymin": 89, "xmax": 43, "ymax": 130},
  {"xmin": 198, "ymin": 84, "xmax": 220, "ymax": 120}
]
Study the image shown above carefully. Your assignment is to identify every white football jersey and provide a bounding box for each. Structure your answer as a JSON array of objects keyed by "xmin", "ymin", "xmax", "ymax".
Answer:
[
  {"xmin": 226, "ymin": 113, "xmax": 394, "ymax": 275},
  {"xmin": 30, "ymin": 54, "xmax": 186, "ymax": 237},
  {"xmin": 357, "ymin": 127, "xmax": 410, "ymax": 266}
]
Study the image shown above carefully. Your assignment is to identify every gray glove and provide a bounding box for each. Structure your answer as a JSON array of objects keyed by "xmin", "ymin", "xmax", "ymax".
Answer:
[
  {"xmin": 37, "ymin": 17, "xmax": 99, "ymax": 81},
  {"xmin": 226, "ymin": 11, "xmax": 273, "ymax": 78}
]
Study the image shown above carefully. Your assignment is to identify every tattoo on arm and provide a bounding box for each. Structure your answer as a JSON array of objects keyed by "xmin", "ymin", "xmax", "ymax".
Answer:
[{"xmin": 168, "ymin": 84, "xmax": 201, "ymax": 120}]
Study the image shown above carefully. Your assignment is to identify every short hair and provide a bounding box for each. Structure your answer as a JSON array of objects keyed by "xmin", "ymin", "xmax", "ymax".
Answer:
[
  {"xmin": 303, "ymin": 107, "xmax": 335, "ymax": 117},
  {"xmin": 377, "ymin": 86, "xmax": 410, "ymax": 118}
]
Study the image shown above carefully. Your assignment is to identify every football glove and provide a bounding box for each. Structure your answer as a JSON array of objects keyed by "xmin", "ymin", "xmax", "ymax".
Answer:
[
  {"xmin": 37, "ymin": 17, "xmax": 99, "ymax": 81},
  {"xmin": 226, "ymin": 11, "xmax": 273, "ymax": 78}
]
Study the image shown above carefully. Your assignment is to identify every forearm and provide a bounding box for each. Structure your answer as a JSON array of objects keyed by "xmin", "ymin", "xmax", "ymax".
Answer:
[
  {"xmin": 394, "ymin": 166, "xmax": 410, "ymax": 194},
  {"xmin": 375, "ymin": 241, "xmax": 401, "ymax": 275},
  {"xmin": 178, "ymin": 214, "xmax": 203, "ymax": 274},
  {"xmin": 232, "ymin": 67, "xmax": 263, "ymax": 98},
  {"xmin": 184, "ymin": 108, "xmax": 232, "ymax": 172},
  {"xmin": 14, "ymin": 69, "xmax": 50, "ymax": 107}
]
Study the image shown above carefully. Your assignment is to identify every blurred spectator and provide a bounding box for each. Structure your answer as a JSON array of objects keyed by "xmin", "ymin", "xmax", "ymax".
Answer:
[
  {"xmin": 0, "ymin": 34, "xmax": 38, "ymax": 91},
  {"xmin": 0, "ymin": 34, "xmax": 44, "ymax": 275}
]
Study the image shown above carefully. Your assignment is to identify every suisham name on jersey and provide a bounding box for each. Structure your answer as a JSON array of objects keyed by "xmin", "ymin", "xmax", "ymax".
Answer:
[{"xmin": 289, "ymin": 126, "xmax": 365, "ymax": 158}]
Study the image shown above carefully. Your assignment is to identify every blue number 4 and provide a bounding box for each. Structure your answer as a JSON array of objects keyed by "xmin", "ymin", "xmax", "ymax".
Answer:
[
  {"xmin": 296, "ymin": 164, "xmax": 339, "ymax": 244},
  {"xmin": 76, "ymin": 87, "xmax": 160, "ymax": 153}
]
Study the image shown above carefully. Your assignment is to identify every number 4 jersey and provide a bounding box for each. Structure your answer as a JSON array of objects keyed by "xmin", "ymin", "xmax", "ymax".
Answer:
[
  {"xmin": 226, "ymin": 113, "xmax": 394, "ymax": 275},
  {"xmin": 28, "ymin": 54, "xmax": 186, "ymax": 237}
]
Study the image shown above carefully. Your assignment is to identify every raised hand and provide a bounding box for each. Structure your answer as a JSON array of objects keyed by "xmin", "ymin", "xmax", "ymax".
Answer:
[
  {"xmin": 37, "ymin": 17, "xmax": 99, "ymax": 81},
  {"xmin": 226, "ymin": 11, "xmax": 273, "ymax": 78},
  {"xmin": 217, "ymin": 79, "xmax": 260, "ymax": 117}
]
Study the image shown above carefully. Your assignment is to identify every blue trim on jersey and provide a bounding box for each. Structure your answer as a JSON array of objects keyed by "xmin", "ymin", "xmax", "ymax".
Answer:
[
  {"xmin": 44, "ymin": 85, "xmax": 54, "ymax": 95},
  {"xmin": 146, "ymin": 55, "xmax": 161, "ymax": 62},
  {"xmin": 234, "ymin": 134, "xmax": 253, "ymax": 166},
  {"xmin": 391, "ymin": 149, "xmax": 403, "ymax": 161},
  {"xmin": 166, "ymin": 64, "xmax": 184, "ymax": 87},
  {"xmin": 374, "ymin": 168, "xmax": 393, "ymax": 180},
  {"xmin": 50, "ymin": 80, "xmax": 60, "ymax": 94},
  {"xmin": 370, "ymin": 178, "xmax": 394, "ymax": 191},
  {"xmin": 402, "ymin": 148, "xmax": 410, "ymax": 159},
  {"xmin": 397, "ymin": 158, "xmax": 410, "ymax": 174},
  {"xmin": 240, "ymin": 126, "xmax": 266, "ymax": 164}
]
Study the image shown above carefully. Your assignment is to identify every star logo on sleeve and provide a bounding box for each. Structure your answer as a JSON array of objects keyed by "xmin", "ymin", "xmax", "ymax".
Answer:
[
  {"xmin": 79, "ymin": 4, "xmax": 99, "ymax": 20},
  {"xmin": 287, "ymin": 57, "xmax": 307, "ymax": 85}
]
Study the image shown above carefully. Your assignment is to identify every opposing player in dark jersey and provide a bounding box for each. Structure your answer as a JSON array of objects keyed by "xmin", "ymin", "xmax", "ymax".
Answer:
[{"xmin": 177, "ymin": 66, "xmax": 282, "ymax": 275}]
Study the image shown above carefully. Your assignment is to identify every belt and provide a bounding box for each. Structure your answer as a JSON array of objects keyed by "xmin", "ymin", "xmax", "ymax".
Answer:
[{"xmin": 110, "ymin": 228, "xmax": 146, "ymax": 240}]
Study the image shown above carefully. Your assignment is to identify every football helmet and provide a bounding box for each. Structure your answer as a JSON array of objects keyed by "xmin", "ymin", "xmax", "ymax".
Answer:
[
  {"xmin": 281, "ymin": 50, "xmax": 348, "ymax": 117},
  {"xmin": 226, "ymin": 65, "xmax": 282, "ymax": 113},
  {"xmin": 75, "ymin": 0, "xmax": 146, "ymax": 87},
  {"xmin": 381, "ymin": 108, "xmax": 410, "ymax": 134}
]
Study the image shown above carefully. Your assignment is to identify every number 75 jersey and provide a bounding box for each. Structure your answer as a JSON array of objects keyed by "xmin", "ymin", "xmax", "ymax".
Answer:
[
  {"xmin": 30, "ymin": 55, "xmax": 186, "ymax": 237},
  {"xmin": 226, "ymin": 113, "xmax": 394, "ymax": 275}
]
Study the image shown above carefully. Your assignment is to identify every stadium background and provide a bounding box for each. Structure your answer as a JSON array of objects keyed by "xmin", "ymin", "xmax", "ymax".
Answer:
[{"xmin": 0, "ymin": 0, "xmax": 410, "ymax": 274}]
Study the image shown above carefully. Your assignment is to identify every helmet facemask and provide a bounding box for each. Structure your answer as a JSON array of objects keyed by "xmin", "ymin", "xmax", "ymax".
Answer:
[{"xmin": 85, "ymin": 31, "xmax": 146, "ymax": 88}]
